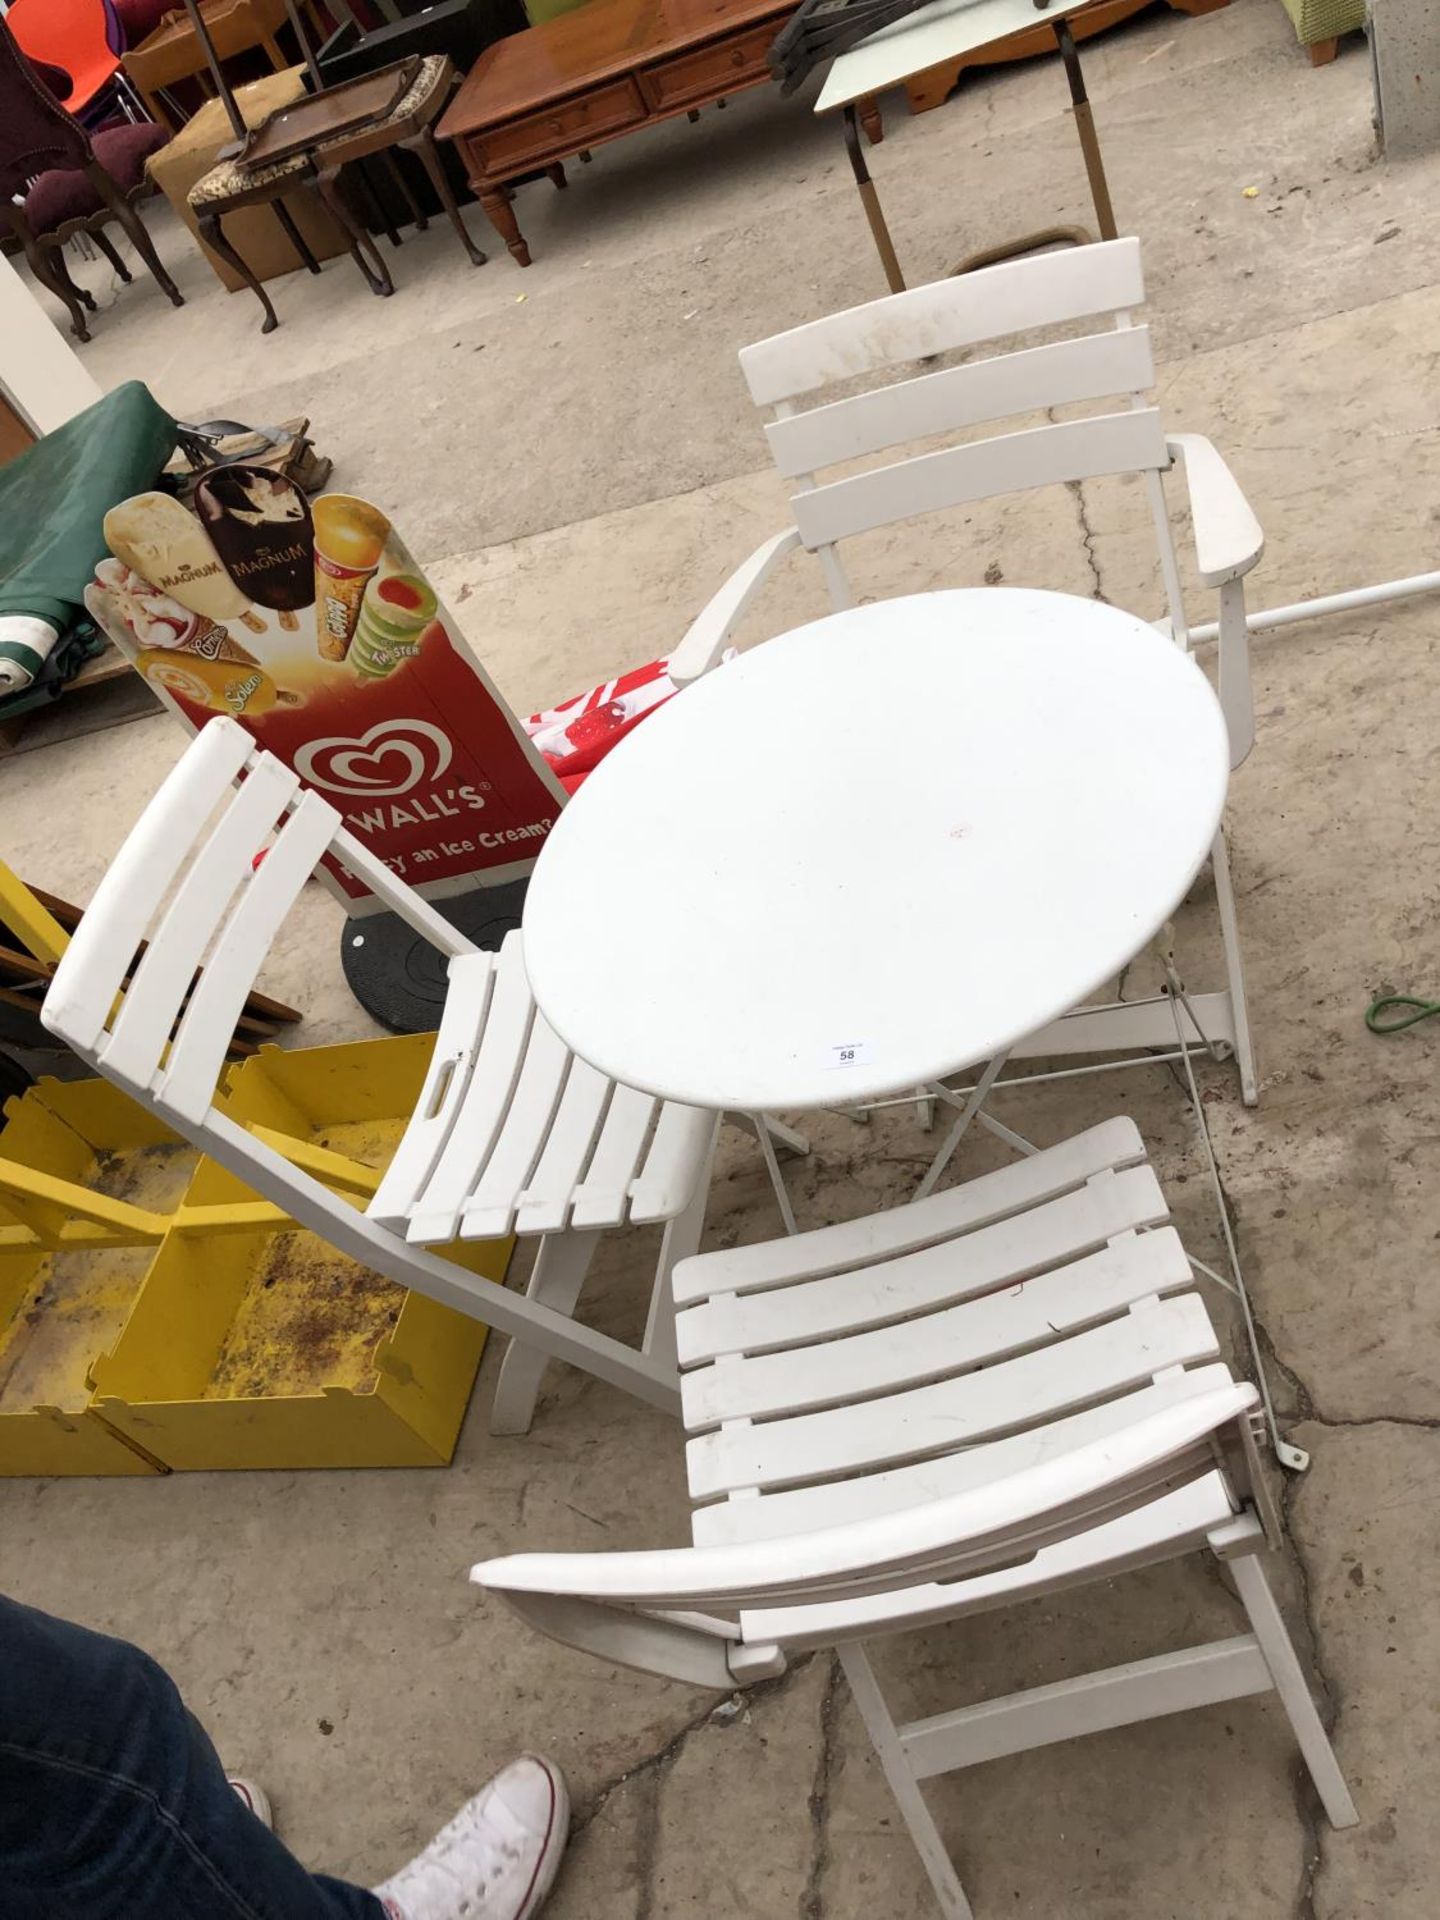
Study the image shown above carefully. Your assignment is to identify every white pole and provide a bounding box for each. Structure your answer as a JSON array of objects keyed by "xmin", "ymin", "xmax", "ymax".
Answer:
[{"xmin": 1188, "ymin": 570, "xmax": 1440, "ymax": 644}]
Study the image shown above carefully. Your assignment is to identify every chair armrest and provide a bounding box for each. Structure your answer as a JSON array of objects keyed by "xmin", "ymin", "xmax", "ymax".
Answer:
[
  {"xmin": 474, "ymin": 1383, "xmax": 1257, "ymax": 1612},
  {"xmin": 668, "ymin": 528, "xmax": 803, "ymax": 687},
  {"xmin": 1166, "ymin": 434, "xmax": 1264, "ymax": 589}
]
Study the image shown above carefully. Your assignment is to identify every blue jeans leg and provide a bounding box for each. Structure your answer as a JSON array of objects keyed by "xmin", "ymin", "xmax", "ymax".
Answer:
[{"xmin": 0, "ymin": 1594, "xmax": 386, "ymax": 1920}]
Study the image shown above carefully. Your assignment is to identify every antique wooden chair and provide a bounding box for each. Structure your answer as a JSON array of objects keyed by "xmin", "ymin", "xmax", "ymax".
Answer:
[{"xmin": 0, "ymin": 19, "xmax": 183, "ymax": 342}]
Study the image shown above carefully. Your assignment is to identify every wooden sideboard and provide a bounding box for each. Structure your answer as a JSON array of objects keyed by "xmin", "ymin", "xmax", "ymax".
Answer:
[{"xmin": 439, "ymin": 0, "xmax": 882, "ymax": 266}]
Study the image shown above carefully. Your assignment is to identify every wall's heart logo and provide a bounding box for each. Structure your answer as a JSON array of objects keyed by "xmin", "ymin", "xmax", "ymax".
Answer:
[{"xmin": 295, "ymin": 719, "xmax": 454, "ymax": 797}]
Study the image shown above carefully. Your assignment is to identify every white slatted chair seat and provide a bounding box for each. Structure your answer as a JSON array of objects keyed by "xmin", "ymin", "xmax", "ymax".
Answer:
[
  {"xmin": 366, "ymin": 930, "xmax": 713, "ymax": 1247},
  {"xmin": 39, "ymin": 718, "xmax": 741, "ymax": 1438},
  {"xmin": 666, "ymin": 238, "xmax": 1265, "ymax": 1106},
  {"xmin": 476, "ymin": 1119, "xmax": 1357, "ymax": 1919}
]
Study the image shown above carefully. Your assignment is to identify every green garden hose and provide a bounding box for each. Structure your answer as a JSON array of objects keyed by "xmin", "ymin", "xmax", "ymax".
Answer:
[{"xmin": 1366, "ymin": 993, "xmax": 1440, "ymax": 1034}]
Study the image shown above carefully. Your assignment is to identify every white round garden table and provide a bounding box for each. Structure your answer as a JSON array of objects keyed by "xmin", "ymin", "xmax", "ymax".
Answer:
[{"xmin": 522, "ymin": 588, "xmax": 1230, "ymax": 1113}]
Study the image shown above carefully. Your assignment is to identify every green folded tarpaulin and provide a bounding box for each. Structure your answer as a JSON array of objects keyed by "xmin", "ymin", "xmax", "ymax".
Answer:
[{"xmin": 0, "ymin": 380, "xmax": 178, "ymax": 667}]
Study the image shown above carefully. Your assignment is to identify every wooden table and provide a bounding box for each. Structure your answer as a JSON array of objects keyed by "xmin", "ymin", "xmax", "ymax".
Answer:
[
  {"xmin": 439, "ymin": 0, "xmax": 883, "ymax": 267},
  {"xmin": 123, "ymin": 0, "xmax": 292, "ymax": 129}
]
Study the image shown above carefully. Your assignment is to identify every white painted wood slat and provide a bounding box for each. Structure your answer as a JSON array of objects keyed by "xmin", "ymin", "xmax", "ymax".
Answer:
[
  {"xmin": 678, "ymin": 1172, "xmax": 1172, "ymax": 1368},
  {"xmin": 740, "ymin": 238, "xmax": 1144, "ymax": 405},
  {"xmin": 673, "ymin": 1118, "xmax": 1144, "ymax": 1306},
  {"xmin": 900, "ymin": 1635, "xmax": 1271, "ymax": 1776},
  {"xmin": 790, "ymin": 410, "xmax": 1169, "ymax": 552},
  {"xmin": 42, "ymin": 716, "xmax": 255, "ymax": 1055},
  {"xmin": 460, "ymin": 1013, "xmax": 573, "ymax": 1239},
  {"xmin": 682, "ymin": 1226, "xmax": 1191, "ymax": 1424},
  {"xmin": 103, "ymin": 755, "xmax": 299, "ymax": 1088},
  {"xmin": 685, "ymin": 1294, "xmax": 1221, "ymax": 1498},
  {"xmin": 692, "ymin": 1365, "xmax": 1237, "ymax": 1546},
  {"xmin": 367, "ymin": 952, "xmax": 496, "ymax": 1231},
  {"xmin": 514, "ymin": 1057, "xmax": 614, "ymax": 1235},
  {"xmin": 570, "ymin": 1083, "xmax": 657, "ymax": 1229},
  {"xmin": 736, "ymin": 1472, "xmax": 1238, "ymax": 1645},
  {"xmin": 156, "ymin": 791, "xmax": 338, "ymax": 1124},
  {"xmin": 630, "ymin": 1102, "xmax": 716, "ymax": 1224},
  {"xmin": 764, "ymin": 327, "xmax": 1155, "ymax": 480},
  {"xmin": 406, "ymin": 932, "xmax": 536, "ymax": 1244}
]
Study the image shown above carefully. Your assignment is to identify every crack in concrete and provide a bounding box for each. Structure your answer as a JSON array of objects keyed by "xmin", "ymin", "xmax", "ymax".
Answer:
[
  {"xmin": 1066, "ymin": 478, "xmax": 1105, "ymax": 599},
  {"xmin": 570, "ymin": 1658, "xmax": 814, "ymax": 1840},
  {"xmin": 800, "ymin": 1656, "xmax": 845, "ymax": 1920}
]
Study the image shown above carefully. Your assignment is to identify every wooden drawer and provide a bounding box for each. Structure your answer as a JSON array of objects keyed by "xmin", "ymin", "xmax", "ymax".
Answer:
[
  {"xmin": 642, "ymin": 25, "xmax": 776, "ymax": 109},
  {"xmin": 473, "ymin": 77, "xmax": 645, "ymax": 171}
]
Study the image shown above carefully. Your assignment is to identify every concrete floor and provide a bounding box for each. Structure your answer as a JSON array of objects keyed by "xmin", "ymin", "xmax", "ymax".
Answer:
[{"xmin": 2, "ymin": 0, "xmax": 1438, "ymax": 1911}]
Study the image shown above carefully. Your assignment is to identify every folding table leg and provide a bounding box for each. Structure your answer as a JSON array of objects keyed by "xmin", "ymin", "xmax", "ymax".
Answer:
[
  {"xmin": 916, "ymin": 1051, "xmax": 1009, "ymax": 1199},
  {"xmin": 489, "ymin": 1228, "xmax": 603, "ymax": 1436},
  {"xmin": 1211, "ymin": 829, "xmax": 1258, "ymax": 1105}
]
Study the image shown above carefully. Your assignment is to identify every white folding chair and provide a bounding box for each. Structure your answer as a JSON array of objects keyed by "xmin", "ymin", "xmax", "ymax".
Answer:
[
  {"xmin": 476, "ymin": 1117, "xmax": 1357, "ymax": 1917},
  {"xmin": 38, "ymin": 716, "xmax": 801, "ymax": 1435},
  {"xmin": 669, "ymin": 237, "xmax": 1264, "ymax": 1104}
]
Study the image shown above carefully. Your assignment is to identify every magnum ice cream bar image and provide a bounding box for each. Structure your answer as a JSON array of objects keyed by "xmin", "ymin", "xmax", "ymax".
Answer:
[
  {"xmin": 312, "ymin": 494, "xmax": 391, "ymax": 661},
  {"xmin": 103, "ymin": 492, "xmax": 265, "ymax": 633},
  {"xmin": 350, "ymin": 572, "xmax": 438, "ymax": 680},
  {"xmin": 195, "ymin": 466, "xmax": 313, "ymax": 632}
]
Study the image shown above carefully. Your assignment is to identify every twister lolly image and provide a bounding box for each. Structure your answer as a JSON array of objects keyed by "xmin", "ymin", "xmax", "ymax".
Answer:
[
  {"xmin": 196, "ymin": 466, "xmax": 313, "ymax": 632},
  {"xmin": 350, "ymin": 571, "xmax": 438, "ymax": 680},
  {"xmin": 312, "ymin": 495, "xmax": 391, "ymax": 660},
  {"xmin": 103, "ymin": 492, "xmax": 264, "ymax": 632}
]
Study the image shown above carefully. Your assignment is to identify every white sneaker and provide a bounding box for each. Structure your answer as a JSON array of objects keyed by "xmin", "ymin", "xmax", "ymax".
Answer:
[
  {"xmin": 374, "ymin": 1755, "xmax": 568, "ymax": 1920},
  {"xmin": 228, "ymin": 1778, "xmax": 273, "ymax": 1830}
]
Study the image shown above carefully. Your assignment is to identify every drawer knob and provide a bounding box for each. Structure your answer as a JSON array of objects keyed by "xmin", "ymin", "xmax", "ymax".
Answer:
[
  {"xmin": 550, "ymin": 118, "xmax": 564, "ymax": 134},
  {"xmin": 730, "ymin": 47, "xmax": 745, "ymax": 65}
]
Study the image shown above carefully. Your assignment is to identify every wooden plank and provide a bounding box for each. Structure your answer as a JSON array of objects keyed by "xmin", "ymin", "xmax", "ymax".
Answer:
[
  {"xmin": 678, "ymin": 1172, "xmax": 1173, "ymax": 1371},
  {"xmin": 157, "ymin": 792, "xmax": 336, "ymax": 1123},
  {"xmin": 899, "ymin": 1637, "xmax": 1272, "ymax": 1776},
  {"xmin": 674, "ymin": 1118, "xmax": 1145, "ymax": 1304},
  {"xmin": 367, "ymin": 951, "xmax": 496, "ymax": 1231},
  {"xmin": 740, "ymin": 237, "xmax": 1144, "ymax": 405},
  {"xmin": 460, "ymin": 1013, "xmax": 572, "ymax": 1238},
  {"xmin": 104, "ymin": 756, "xmax": 300, "ymax": 1089},
  {"xmin": 790, "ymin": 409, "xmax": 1169, "ymax": 550},
  {"xmin": 682, "ymin": 1224, "xmax": 1191, "ymax": 1424},
  {"xmin": 407, "ymin": 934, "xmax": 535, "ymax": 1244},
  {"xmin": 685, "ymin": 1294, "xmax": 1221, "ymax": 1497},
  {"xmin": 691, "ymin": 1364, "xmax": 1237, "ymax": 1545}
]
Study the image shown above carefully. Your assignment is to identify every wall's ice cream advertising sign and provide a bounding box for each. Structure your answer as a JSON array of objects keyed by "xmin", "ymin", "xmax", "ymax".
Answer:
[{"xmin": 87, "ymin": 477, "xmax": 565, "ymax": 914}]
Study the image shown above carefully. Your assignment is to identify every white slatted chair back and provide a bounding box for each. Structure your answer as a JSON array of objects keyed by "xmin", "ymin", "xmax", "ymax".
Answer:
[
  {"xmin": 42, "ymin": 716, "xmax": 472, "ymax": 1129},
  {"xmin": 740, "ymin": 238, "xmax": 1187, "ymax": 640},
  {"xmin": 39, "ymin": 716, "xmax": 729, "ymax": 1431}
]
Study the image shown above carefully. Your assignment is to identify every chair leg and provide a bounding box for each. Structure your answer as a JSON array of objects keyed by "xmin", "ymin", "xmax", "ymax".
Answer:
[
  {"xmin": 383, "ymin": 149, "xmax": 428, "ymax": 231},
  {"xmin": 839, "ymin": 1646, "xmax": 975, "ymax": 1920},
  {"xmin": 27, "ymin": 236, "xmax": 90, "ymax": 341},
  {"xmin": 50, "ymin": 247, "xmax": 97, "ymax": 312},
  {"xmin": 1228, "ymin": 1554, "xmax": 1359, "ymax": 1827},
  {"xmin": 1211, "ymin": 827, "xmax": 1258, "ymax": 1105},
  {"xmin": 91, "ymin": 229, "xmax": 133, "ymax": 283},
  {"xmin": 85, "ymin": 169, "xmax": 183, "ymax": 308},
  {"xmin": 403, "ymin": 127, "xmax": 485, "ymax": 267},
  {"xmin": 489, "ymin": 1228, "xmax": 603, "ymax": 1436},
  {"xmin": 198, "ymin": 211, "xmax": 279, "ymax": 333},
  {"xmin": 271, "ymin": 198, "xmax": 320, "ymax": 274},
  {"xmin": 314, "ymin": 165, "xmax": 395, "ymax": 296}
]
